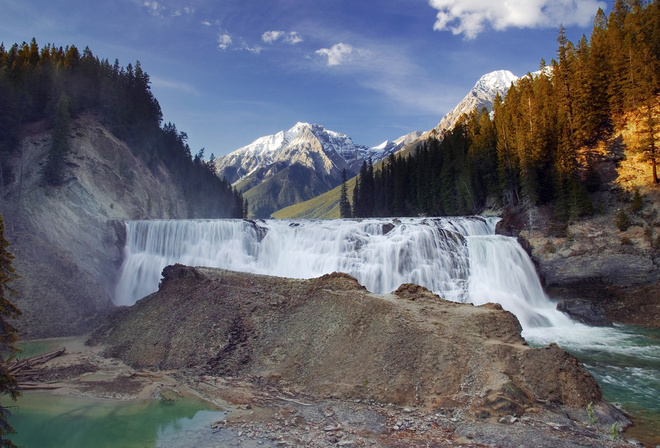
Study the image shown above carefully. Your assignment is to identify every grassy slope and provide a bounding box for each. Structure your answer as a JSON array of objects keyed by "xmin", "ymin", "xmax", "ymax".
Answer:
[
  {"xmin": 272, "ymin": 143, "xmax": 420, "ymax": 219},
  {"xmin": 272, "ymin": 176, "xmax": 357, "ymax": 219}
]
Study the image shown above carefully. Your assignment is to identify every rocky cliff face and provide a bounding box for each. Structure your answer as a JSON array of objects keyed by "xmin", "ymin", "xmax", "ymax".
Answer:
[
  {"xmin": 91, "ymin": 266, "xmax": 618, "ymax": 420},
  {"xmin": 0, "ymin": 114, "xmax": 190, "ymax": 337}
]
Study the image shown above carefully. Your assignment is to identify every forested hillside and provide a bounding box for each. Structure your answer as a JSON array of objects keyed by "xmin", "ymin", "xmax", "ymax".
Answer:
[
  {"xmin": 349, "ymin": 1, "xmax": 660, "ymax": 221},
  {"xmin": 0, "ymin": 39, "xmax": 243, "ymax": 218}
]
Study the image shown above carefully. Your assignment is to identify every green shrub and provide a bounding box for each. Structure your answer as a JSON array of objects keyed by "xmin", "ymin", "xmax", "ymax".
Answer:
[
  {"xmin": 586, "ymin": 402, "xmax": 598, "ymax": 425},
  {"xmin": 609, "ymin": 422, "xmax": 619, "ymax": 440},
  {"xmin": 615, "ymin": 209, "xmax": 630, "ymax": 231}
]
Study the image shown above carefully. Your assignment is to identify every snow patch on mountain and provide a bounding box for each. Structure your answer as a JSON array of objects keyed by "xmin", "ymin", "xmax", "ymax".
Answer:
[{"xmin": 423, "ymin": 70, "xmax": 518, "ymax": 139}]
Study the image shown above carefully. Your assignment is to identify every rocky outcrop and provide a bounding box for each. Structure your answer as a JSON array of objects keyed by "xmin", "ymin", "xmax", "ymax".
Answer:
[
  {"xmin": 0, "ymin": 115, "xmax": 189, "ymax": 337},
  {"xmin": 556, "ymin": 299, "xmax": 610, "ymax": 326},
  {"xmin": 542, "ymin": 254, "xmax": 659, "ymax": 288},
  {"xmin": 91, "ymin": 267, "xmax": 619, "ymax": 421}
]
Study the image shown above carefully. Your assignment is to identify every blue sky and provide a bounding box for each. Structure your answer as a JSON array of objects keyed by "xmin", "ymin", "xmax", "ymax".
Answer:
[{"xmin": 1, "ymin": 0, "xmax": 606, "ymax": 157}]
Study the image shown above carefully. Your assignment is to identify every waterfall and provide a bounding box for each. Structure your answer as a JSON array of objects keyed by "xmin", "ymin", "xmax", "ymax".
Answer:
[{"xmin": 114, "ymin": 217, "xmax": 556, "ymax": 328}]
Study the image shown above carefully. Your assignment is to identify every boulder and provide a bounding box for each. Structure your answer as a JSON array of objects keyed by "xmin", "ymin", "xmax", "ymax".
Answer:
[{"xmin": 556, "ymin": 299, "xmax": 610, "ymax": 326}]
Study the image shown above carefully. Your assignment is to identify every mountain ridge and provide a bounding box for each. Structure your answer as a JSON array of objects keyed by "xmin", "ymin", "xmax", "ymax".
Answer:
[{"xmin": 214, "ymin": 122, "xmax": 421, "ymax": 217}]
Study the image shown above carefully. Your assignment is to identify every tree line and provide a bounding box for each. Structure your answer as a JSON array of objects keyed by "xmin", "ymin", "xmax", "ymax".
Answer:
[
  {"xmin": 345, "ymin": 0, "xmax": 660, "ymax": 221},
  {"xmin": 0, "ymin": 39, "xmax": 244, "ymax": 219}
]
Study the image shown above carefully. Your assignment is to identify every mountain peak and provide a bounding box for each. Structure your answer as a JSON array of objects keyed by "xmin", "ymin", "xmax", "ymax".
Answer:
[
  {"xmin": 425, "ymin": 69, "xmax": 518, "ymax": 138},
  {"xmin": 477, "ymin": 70, "xmax": 518, "ymax": 91}
]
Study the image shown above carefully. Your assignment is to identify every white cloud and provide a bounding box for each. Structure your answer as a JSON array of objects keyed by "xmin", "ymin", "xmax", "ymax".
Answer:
[
  {"xmin": 428, "ymin": 0, "xmax": 606, "ymax": 39},
  {"xmin": 262, "ymin": 30, "xmax": 285, "ymax": 44},
  {"xmin": 218, "ymin": 34, "xmax": 232, "ymax": 50},
  {"xmin": 262, "ymin": 31, "xmax": 304, "ymax": 45},
  {"xmin": 217, "ymin": 33, "xmax": 262, "ymax": 53},
  {"xmin": 285, "ymin": 32, "xmax": 303, "ymax": 44},
  {"xmin": 143, "ymin": 1, "xmax": 165, "ymax": 17},
  {"xmin": 315, "ymin": 42, "xmax": 360, "ymax": 67},
  {"xmin": 201, "ymin": 20, "xmax": 212, "ymax": 26},
  {"xmin": 143, "ymin": 1, "xmax": 194, "ymax": 18},
  {"xmin": 240, "ymin": 42, "xmax": 262, "ymax": 54}
]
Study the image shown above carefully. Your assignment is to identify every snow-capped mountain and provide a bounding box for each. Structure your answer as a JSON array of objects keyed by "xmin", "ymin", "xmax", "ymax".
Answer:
[
  {"xmin": 423, "ymin": 70, "xmax": 518, "ymax": 139},
  {"xmin": 213, "ymin": 123, "xmax": 421, "ymax": 187},
  {"xmin": 212, "ymin": 70, "xmax": 516, "ymax": 218},
  {"xmin": 370, "ymin": 131, "xmax": 424, "ymax": 159},
  {"xmin": 213, "ymin": 122, "xmax": 420, "ymax": 218},
  {"xmin": 214, "ymin": 122, "xmax": 368, "ymax": 185}
]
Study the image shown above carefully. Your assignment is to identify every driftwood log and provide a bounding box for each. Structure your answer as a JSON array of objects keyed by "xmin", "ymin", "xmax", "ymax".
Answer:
[
  {"xmin": 9, "ymin": 348, "xmax": 67, "ymax": 389},
  {"xmin": 9, "ymin": 348, "xmax": 66, "ymax": 374}
]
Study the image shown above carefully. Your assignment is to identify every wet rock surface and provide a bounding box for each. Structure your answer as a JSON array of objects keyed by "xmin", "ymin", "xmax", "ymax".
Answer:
[{"xmin": 557, "ymin": 299, "xmax": 610, "ymax": 326}]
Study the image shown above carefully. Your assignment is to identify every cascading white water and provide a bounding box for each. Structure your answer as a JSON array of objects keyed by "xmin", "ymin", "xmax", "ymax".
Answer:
[
  {"xmin": 114, "ymin": 216, "xmax": 574, "ymax": 331},
  {"xmin": 115, "ymin": 217, "xmax": 493, "ymax": 307}
]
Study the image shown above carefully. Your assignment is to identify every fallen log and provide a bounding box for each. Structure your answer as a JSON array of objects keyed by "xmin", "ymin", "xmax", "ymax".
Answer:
[
  {"xmin": 9, "ymin": 348, "xmax": 67, "ymax": 374},
  {"xmin": 18, "ymin": 383, "xmax": 61, "ymax": 390}
]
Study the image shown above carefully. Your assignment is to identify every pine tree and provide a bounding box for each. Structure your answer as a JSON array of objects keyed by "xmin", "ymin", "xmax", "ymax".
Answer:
[
  {"xmin": 352, "ymin": 176, "xmax": 360, "ymax": 218},
  {"xmin": 640, "ymin": 96, "xmax": 660, "ymax": 183},
  {"xmin": 242, "ymin": 198, "xmax": 249, "ymax": 219},
  {"xmin": 0, "ymin": 214, "xmax": 21, "ymax": 448},
  {"xmin": 339, "ymin": 169, "xmax": 352, "ymax": 218}
]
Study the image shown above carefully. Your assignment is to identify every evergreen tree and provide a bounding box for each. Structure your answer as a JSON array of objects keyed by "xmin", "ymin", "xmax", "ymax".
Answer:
[
  {"xmin": 339, "ymin": 169, "xmax": 352, "ymax": 218},
  {"xmin": 639, "ymin": 96, "xmax": 660, "ymax": 183},
  {"xmin": 0, "ymin": 39, "xmax": 243, "ymax": 219},
  {"xmin": 0, "ymin": 214, "xmax": 21, "ymax": 448},
  {"xmin": 352, "ymin": 174, "xmax": 360, "ymax": 218}
]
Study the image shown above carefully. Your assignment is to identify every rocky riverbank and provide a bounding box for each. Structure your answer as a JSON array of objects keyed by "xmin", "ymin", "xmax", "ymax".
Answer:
[
  {"xmin": 45, "ymin": 266, "xmax": 641, "ymax": 447},
  {"xmin": 12, "ymin": 266, "xmax": 648, "ymax": 446},
  {"xmin": 11, "ymin": 336, "xmax": 643, "ymax": 447}
]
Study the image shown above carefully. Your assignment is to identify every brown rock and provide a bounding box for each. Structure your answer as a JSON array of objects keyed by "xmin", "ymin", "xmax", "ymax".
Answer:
[{"xmin": 91, "ymin": 268, "xmax": 610, "ymax": 416}]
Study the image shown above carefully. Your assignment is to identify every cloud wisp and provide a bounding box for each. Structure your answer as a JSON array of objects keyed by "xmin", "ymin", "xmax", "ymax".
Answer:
[
  {"xmin": 310, "ymin": 39, "xmax": 458, "ymax": 116},
  {"xmin": 315, "ymin": 42, "xmax": 363, "ymax": 67},
  {"xmin": 262, "ymin": 31, "xmax": 303, "ymax": 45},
  {"xmin": 429, "ymin": 0, "xmax": 606, "ymax": 39},
  {"xmin": 218, "ymin": 33, "xmax": 232, "ymax": 50},
  {"xmin": 143, "ymin": 1, "xmax": 195, "ymax": 19}
]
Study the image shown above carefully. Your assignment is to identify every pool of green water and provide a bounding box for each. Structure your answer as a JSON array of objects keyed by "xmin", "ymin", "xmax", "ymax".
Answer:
[
  {"xmin": 7, "ymin": 391, "xmax": 224, "ymax": 448},
  {"xmin": 14, "ymin": 339, "xmax": 63, "ymax": 360}
]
